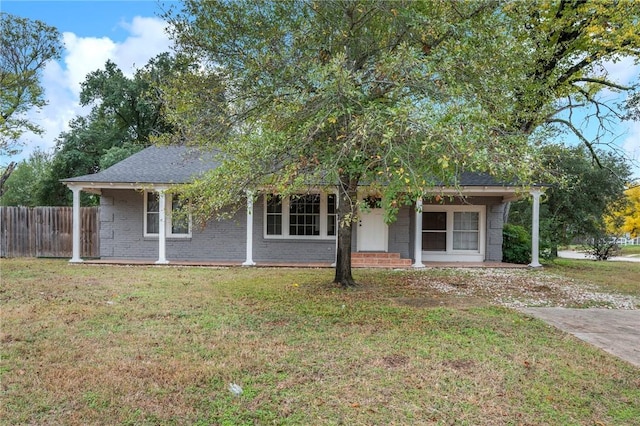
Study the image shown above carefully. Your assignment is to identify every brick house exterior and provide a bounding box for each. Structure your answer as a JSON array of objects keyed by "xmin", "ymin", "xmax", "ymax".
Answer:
[{"xmin": 63, "ymin": 146, "xmax": 543, "ymax": 266}]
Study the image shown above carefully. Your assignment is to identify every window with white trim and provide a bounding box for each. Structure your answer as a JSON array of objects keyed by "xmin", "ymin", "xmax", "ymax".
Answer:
[
  {"xmin": 422, "ymin": 212, "xmax": 447, "ymax": 251},
  {"xmin": 327, "ymin": 194, "xmax": 337, "ymax": 236},
  {"xmin": 422, "ymin": 206, "xmax": 484, "ymax": 253},
  {"xmin": 453, "ymin": 211, "xmax": 479, "ymax": 250},
  {"xmin": 264, "ymin": 193, "xmax": 337, "ymax": 239},
  {"xmin": 266, "ymin": 195, "xmax": 283, "ymax": 236},
  {"xmin": 144, "ymin": 191, "xmax": 192, "ymax": 238}
]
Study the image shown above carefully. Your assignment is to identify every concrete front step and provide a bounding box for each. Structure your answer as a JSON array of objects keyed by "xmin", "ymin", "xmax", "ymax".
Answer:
[{"xmin": 351, "ymin": 252, "xmax": 412, "ymax": 268}]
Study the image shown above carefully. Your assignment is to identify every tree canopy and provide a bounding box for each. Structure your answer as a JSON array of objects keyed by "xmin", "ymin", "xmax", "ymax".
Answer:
[
  {"xmin": 164, "ymin": 0, "xmax": 640, "ymax": 286},
  {"xmin": 0, "ymin": 149, "xmax": 52, "ymax": 207},
  {"xmin": 39, "ymin": 53, "xmax": 182, "ymax": 206},
  {"xmin": 508, "ymin": 144, "xmax": 631, "ymax": 256},
  {"xmin": 607, "ymin": 185, "xmax": 640, "ymax": 239},
  {"xmin": 0, "ymin": 12, "xmax": 63, "ymax": 195}
]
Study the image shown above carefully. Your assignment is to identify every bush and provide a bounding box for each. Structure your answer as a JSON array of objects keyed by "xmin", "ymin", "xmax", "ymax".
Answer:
[
  {"xmin": 581, "ymin": 235, "xmax": 621, "ymax": 261},
  {"xmin": 503, "ymin": 223, "xmax": 531, "ymax": 264}
]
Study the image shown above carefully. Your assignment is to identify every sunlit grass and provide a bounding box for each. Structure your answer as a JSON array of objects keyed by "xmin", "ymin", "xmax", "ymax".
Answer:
[
  {"xmin": 620, "ymin": 245, "xmax": 640, "ymax": 256},
  {"xmin": 547, "ymin": 258, "xmax": 640, "ymax": 296},
  {"xmin": 1, "ymin": 259, "xmax": 639, "ymax": 425}
]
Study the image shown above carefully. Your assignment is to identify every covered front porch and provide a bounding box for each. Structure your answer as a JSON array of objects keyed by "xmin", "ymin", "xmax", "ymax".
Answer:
[{"xmin": 66, "ymin": 184, "xmax": 543, "ymax": 268}]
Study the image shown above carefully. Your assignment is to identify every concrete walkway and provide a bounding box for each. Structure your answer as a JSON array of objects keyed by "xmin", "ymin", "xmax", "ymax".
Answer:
[{"xmin": 519, "ymin": 308, "xmax": 640, "ymax": 368}]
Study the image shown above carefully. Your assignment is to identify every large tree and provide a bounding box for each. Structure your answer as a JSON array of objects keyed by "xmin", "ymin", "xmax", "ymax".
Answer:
[
  {"xmin": 0, "ymin": 12, "xmax": 63, "ymax": 195},
  {"xmin": 606, "ymin": 185, "xmax": 640, "ymax": 239},
  {"xmin": 40, "ymin": 53, "xmax": 182, "ymax": 205},
  {"xmin": 0, "ymin": 149, "xmax": 52, "ymax": 207},
  {"xmin": 508, "ymin": 144, "xmax": 631, "ymax": 256},
  {"xmin": 164, "ymin": 0, "xmax": 639, "ymax": 287}
]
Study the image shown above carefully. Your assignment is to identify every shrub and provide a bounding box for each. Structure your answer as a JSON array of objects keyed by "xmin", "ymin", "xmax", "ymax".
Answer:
[
  {"xmin": 581, "ymin": 234, "xmax": 621, "ymax": 261},
  {"xmin": 503, "ymin": 223, "xmax": 531, "ymax": 264}
]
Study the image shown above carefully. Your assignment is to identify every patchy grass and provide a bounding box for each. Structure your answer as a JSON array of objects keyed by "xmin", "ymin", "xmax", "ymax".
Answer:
[
  {"xmin": 1, "ymin": 259, "xmax": 639, "ymax": 425},
  {"xmin": 620, "ymin": 245, "xmax": 640, "ymax": 256},
  {"xmin": 547, "ymin": 258, "xmax": 640, "ymax": 296}
]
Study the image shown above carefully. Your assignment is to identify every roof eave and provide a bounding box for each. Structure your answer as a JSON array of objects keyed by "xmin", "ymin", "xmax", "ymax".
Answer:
[
  {"xmin": 62, "ymin": 181, "xmax": 181, "ymax": 191},
  {"xmin": 432, "ymin": 185, "xmax": 544, "ymax": 202}
]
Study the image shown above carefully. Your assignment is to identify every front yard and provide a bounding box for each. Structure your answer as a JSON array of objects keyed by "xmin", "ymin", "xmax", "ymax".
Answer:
[{"xmin": 1, "ymin": 259, "xmax": 639, "ymax": 425}]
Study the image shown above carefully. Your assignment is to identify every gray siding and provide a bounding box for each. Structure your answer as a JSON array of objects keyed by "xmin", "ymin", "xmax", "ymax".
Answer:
[
  {"xmin": 100, "ymin": 189, "xmax": 246, "ymax": 261},
  {"xmin": 388, "ymin": 205, "xmax": 412, "ymax": 258},
  {"xmin": 486, "ymin": 202, "xmax": 506, "ymax": 262},
  {"xmin": 99, "ymin": 190, "xmax": 505, "ymax": 263}
]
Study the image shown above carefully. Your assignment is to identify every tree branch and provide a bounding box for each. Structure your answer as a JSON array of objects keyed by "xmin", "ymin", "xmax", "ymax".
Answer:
[
  {"xmin": 0, "ymin": 161, "xmax": 17, "ymax": 196},
  {"xmin": 570, "ymin": 77, "xmax": 631, "ymax": 91},
  {"xmin": 546, "ymin": 118, "xmax": 602, "ymax": 168}
]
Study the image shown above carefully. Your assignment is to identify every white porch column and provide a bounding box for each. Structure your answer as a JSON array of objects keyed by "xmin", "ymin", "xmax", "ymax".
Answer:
[
  {"xmin": 156, "ymin": 189, "xmax": 169, "ymax": 264},
  {"xmin": 242, "ymin": 190, "xmax": 256, "ymax": 266},
  {"xmin": 413, "ymin": 197, "xmax": 425, "ymax": 268},
  {"xmin": 332, "ymin": 189, "xmax": 339, "ymax": 267},
  {"xmin": 529, "ymin": 189, "xmax": 542, "ymax": 268},
  {"xmin": 69, "ymin": 186, "xmax": 83, "ymax": 263}
]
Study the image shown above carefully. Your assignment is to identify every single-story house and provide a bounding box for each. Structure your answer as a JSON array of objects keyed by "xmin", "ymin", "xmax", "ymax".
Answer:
[{"xmin": 62, "ymin": 145, "xmax": 544, "ymax": 267}]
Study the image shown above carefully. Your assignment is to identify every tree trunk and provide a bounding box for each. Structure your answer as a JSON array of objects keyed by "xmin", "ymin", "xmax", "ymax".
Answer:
[
  {"xmin": 0, "ymin": 161, "xmax": 17, "ymax": 197},
  {"xmin": 333, "ymin": 174, "xmax": 359, "ymax": 288}
]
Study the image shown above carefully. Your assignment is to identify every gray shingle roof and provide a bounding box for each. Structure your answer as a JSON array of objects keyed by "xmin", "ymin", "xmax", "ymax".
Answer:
[
  {"xmin": 456, "ymin": 172, "xmax": 510, "ymax": 186},
  {"xmin": 62, "ymin": 145, "xmax": 220, "ymax": 185},
  {"xmin": 62, "ymin": 145, "xmax": 515, "ymax": 188}
]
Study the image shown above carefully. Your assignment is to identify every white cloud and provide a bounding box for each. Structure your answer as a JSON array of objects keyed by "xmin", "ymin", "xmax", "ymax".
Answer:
[
  {"xmin": 3, "ymin": 16, "xmax": 172, "ymax": 163},
  {"xmin": 63, "ymin": 33, "xmax": 117, "ymax": 97},
  {"xmin": 601, "ymin": 56, "xmax": 639, "ymax": 86},
  {"xmin": 621, "ymin": 120, "xmax": 640, "ymax": 176},
  {"xmin": 114, "ymin": 17, "xmax": 172, "ymax": 74}
]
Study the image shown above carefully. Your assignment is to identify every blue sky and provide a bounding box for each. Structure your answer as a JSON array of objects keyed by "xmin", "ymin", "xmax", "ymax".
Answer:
[
  {"xmin": 1, "ymin": 0, "xmax": 175, "ymax": 162},
  {"xmin": 2, "ymin": 1, "xmax": 640, "ymax": 179},
  {"xmin": 3, "ymin": 1, "xmax": 166, "ymax": 39}
]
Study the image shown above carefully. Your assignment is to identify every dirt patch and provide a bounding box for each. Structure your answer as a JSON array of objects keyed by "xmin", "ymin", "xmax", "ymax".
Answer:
[
  {"xmin": 381, "ymin": 354, "xmax": 410, "ymax": 368},
  {"xmin": 442, "ymin": 359, "xmax": 476, "ymax": 371}
]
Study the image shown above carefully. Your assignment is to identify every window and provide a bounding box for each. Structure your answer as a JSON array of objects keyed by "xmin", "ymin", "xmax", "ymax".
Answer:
[
  {"xmin": 146, "ymin": 192, "xmax": 160, "ymax": 234},
  {"xmin": 290, "ymin": 194, "xmax": 320, "ymax": 236},
  {"xmin": 453, "ymin": 212, "xmax": 479, "ymax": 250},
  {"xmin": 264, "ymin": 193, "xmax": 337, "ymax": 239},
  {"xmin": 422, "ymin": 206, "xmax": 484, "ymax": 254},
  {"xmin": 266, "ymin": 195, "xmax": 283, "ymax": 236},
  {"xmin": 144, "ymin": 191, "xmax": 191, "ymax": 238},
  {"xmin": 171, "ymin": 195, "xmax": 190, "ymax": 234},
  {"xmin": 327, "ymin": 194, "xmax": 337, "ymax": 236},
  {"xmin": 422, "ymin": 212, "xmax": 447, "ymax": 251}
]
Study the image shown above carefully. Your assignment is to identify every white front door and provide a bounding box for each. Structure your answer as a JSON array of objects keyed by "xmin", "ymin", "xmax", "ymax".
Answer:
[{"xmin": 357, "ymin": 197, "xmax": 388, "ymax": 251}]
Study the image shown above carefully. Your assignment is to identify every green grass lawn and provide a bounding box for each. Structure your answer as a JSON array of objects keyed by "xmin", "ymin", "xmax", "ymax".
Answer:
[
  {"xmin": 1, "ymin": 259, "xmax": 639, "ymax": 425},
  {"xmin": 620, "ymin": 244, "xmax": 640, "ymax": 256},
  {"xmin": 547, "ymin": 257, "xmax": 640, "ymax": 296}
]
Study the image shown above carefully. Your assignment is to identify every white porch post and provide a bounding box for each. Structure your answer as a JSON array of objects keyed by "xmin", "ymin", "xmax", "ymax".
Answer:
[
  {"xmin": 413, "ymin": 197, "xmax": 425, "ymax": 268},
  {"xmin": 156, "ymin": 188, "xmax": 169, "ymax": 264},
  {"xmin": 332, "ymin": 189, "xmax": 338, "ymax": 267},
  {"xmin": 70, "ymin": 186, "xmax": 83, "ymax": 263},
  {"xmin": 529, "ymin": 189, "xmax": 542, "ymax": 268},
  {"xmin": 242, "ymin": 190, "xmax": 256, "ymax": 266}
]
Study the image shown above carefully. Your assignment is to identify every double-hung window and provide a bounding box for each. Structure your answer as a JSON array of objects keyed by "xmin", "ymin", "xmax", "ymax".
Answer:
[
  {"xmin": 265, "ymin": 193, "xmax": 337, "ymax": 239},
  {"xmin": 422, "ymin": 205, "xmax": 485, "ymax": 261},
  {"xmin": 453, "ymin": 211, "xmax": 479, "ymax": 250},
  {"xmin": 144, "ymin": 191, "xmax": 192, "ymax": 238}
]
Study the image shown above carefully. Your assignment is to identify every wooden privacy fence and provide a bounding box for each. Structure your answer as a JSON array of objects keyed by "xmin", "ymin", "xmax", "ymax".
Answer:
[{"xmin": 0, "ymin": 206, "xmax": 99, "ymax": 258}]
